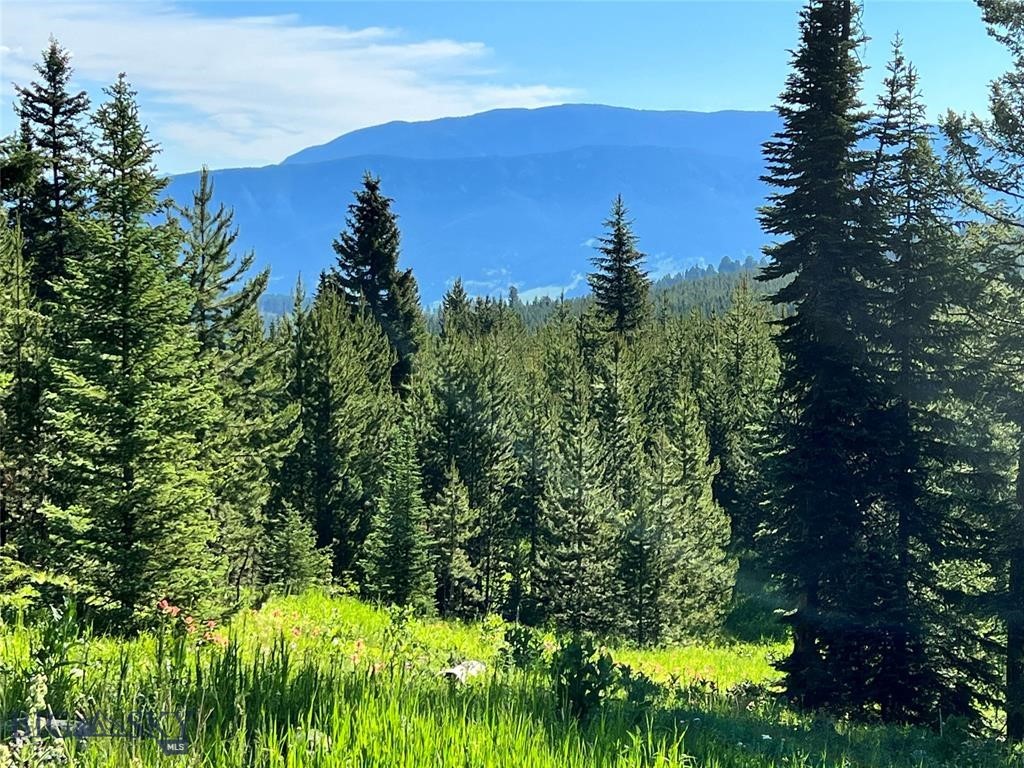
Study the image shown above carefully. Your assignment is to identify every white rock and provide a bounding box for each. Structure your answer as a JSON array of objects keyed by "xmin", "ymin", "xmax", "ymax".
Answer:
[{"xmin": 438, "ymin": 660, "xmax": 486, "ymax": 683}]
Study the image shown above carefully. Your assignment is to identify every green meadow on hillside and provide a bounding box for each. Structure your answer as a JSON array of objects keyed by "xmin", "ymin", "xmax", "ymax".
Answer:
[{"xmin": 0, "ymin": 592, "xmax": 1017, "ymax": 767}]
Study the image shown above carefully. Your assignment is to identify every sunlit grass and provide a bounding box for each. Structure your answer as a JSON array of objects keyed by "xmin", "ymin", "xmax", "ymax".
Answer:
[{"xmin": 0, "ymin": 591, "xmax": 1018, "ymax": 767}]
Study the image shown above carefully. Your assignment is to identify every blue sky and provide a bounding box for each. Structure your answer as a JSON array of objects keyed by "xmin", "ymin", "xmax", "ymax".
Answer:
[{"xmin": 0, "ymin": 1, "xmax": 1011, "ymax": 173}]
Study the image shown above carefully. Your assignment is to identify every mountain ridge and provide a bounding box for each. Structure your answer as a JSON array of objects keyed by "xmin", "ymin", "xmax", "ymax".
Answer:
[{"xmin": 166, "ymin": 104, "xmax": 777, "ymax": 301}]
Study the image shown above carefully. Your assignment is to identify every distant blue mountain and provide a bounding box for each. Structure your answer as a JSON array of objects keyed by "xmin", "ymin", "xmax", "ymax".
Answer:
[
  {"xmin": 166, "ymin": 105, "xmax": 780, "ymax": 302},
  {"xmin": 284, "ymin": 104, "xmax": 781, "ymax": 165}
]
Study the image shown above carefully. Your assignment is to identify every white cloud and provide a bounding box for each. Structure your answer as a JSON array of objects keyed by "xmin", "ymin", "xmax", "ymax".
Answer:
[
  {"xmin": 519, "ymin": 272, "xmax": 587, "ymax": 302},
  {"xmin": 0, "ymin": 2, "xmax": 573, "ymax": 172}
]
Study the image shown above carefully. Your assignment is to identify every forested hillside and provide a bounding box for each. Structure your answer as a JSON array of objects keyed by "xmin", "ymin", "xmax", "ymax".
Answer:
[{"xmin": 1, "ymin": 0, "xmax": 1023, "ymax": 761}]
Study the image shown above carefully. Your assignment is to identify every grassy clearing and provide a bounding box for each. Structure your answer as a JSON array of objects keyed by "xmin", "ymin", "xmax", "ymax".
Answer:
[{"xmin": 0, "ymin": 592, "xmax": 1018, "ymax": 767}]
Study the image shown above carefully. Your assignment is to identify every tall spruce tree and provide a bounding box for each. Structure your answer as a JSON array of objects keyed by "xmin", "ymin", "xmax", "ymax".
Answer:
[
  {"xmin": 269, "ymin": 284, "xmax": 396, "ymax": 581},
  {"xmin": 178, "ymin": 169, "xmax": 280, "ymax": 599},
  {"xmin": 430, "ymin": 462, "xmax": 478, "ymax": 617},
  {"xmin": 0, "ymin": 216, "xmax": 46, "ymax": 562},
  {"xmin": 860, "ymin": 39, "xmax": 997, "ymax": 723},
  {"xmin": 508, "ymin": 346, "xmax": 555, "ymax": 625},
  {"xmin": 44, "ymin": 76, "xmax": 221, "ymax": 628},
  {"xmin": 362, "ymin": 416, "xmax": 435, "ymax": 613},
  {"xmin": 944, "ymin": 0, "xmax": 1024, "ymax": 741},
  {"xmin": 588, "ymin": 196, "xmax": 650, "ymax": 335},
  {"xmin": 14, "ymin": 39, "xmax": 91, "ymax": 302},
  {"xmin": 758, "ymin": 0, "xmax": 894, "ymax": 713},
  {"xmin": 537, "ymin": 337, "xmax": 616, "ymax": 635},
  {"xmin": 704, "ymin": 279, "xmax": 779, "ymax": 552},
  {"xmin": 325, "ymin": 173, "xmax": 425, "ymax": 391},
  {"xmin": 179, "ymin": 167, "xmax": 269, "ymax": 354}
]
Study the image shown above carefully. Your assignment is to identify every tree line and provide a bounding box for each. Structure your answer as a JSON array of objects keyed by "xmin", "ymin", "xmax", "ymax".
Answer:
[{"xmin": 1, "ymin": 0, "xmax": 1023, "ymax": 745}]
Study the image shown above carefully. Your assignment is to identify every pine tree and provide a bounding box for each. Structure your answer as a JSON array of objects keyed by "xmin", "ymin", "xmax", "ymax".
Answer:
[
  {"xmin": 178, "ymin": 167, "xmax": 269, "ymax": 355},
  {"xmin": 440, "ymin": 278, "xmax": 472, "ymax": 338},
  {"xmin": 0, "ymin": 215, "xmax": 47, "ymax": 562},
  {"xmin": 860, "ymin": 39, "xmax": 997, "ymax": 724},
  {"xmin": 269, "ymin": 284, "xmax": 396, "ymax": 582},
  {"xmin": 758, "ymin": 0, "xmax": 894, "ymax": 712},
  {"xmin": 325, "ymin": 173, "xmax": 425, "ymax": 391},
  {"xmin": 43, "ymin": 76, "xmax": 222, "ymax": 628},
  {"xmin": 538, "ymin": 348, "xmax": 616, "ymax": 634},
  {"xmin": 588, "ymin": 196, "xmax": 650, "ymax": 335},
  {"xmin": 508, "ymin": 348, "xmax": 554, "ymax": 625},
  {"xmin": 662, "ymin": 384, "xmax": 736, "ymax": 636},
  {"xmin": 944, "ymin": 0, "xmax": 1024, "ymax": 740},
  {"xmin": 362, "ymin": 417, "xmax": 435, "ymax": 613},
  {"xmin": 430, "ymin": 463, "xmax": 478, "ymax": 617},
  {"xmin": 178, "ymin": 169, "xmax": 279, "ymax": 601},
  {"xmin": 14, "ymin": 38, "xmax": 91, "ymax": 302},
  {"xmin": 592, "ymin": 338, "xmax": 645, "ymax": 514},
  {"xmin": 706, "ymin": 279, "xmax": 779, "ymax": 551},
  {"xmin": 421, "ymin": 327, "xmax": 518, "ymax": 615},
  {"xmin": 260, "ymin": 503, "xmax": 331, "ymax": 594}
]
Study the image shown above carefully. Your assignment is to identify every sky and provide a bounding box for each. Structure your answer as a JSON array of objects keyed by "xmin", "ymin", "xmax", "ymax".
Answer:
[{"xmin": 0, "ymin": 1, "xmax": 1012, "ymax": 174}]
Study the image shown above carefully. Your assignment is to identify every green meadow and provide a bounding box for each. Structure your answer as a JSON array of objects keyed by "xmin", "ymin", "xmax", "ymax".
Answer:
[{"xmin": 0, "ymin": 592, "xmax": 1017, "ymax": 767}]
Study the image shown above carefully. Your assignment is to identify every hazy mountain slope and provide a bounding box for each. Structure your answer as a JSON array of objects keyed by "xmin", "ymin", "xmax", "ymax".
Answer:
[
  {"xmin": 166, "ymin": 143, "xmax": 769, "ymax": 301},
  {"xmin": 283, "ymin": 104, "xmax": 780, "ymax": 164}
]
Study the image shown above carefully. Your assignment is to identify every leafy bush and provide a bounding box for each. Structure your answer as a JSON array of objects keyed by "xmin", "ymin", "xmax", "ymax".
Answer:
[
  {"xmin": 550, "ymin": 635, "xmax": 617, "ymax": 720},
  {"xmin": 500, "ymin": 624, "xmax": 546, "ymax": 671}
]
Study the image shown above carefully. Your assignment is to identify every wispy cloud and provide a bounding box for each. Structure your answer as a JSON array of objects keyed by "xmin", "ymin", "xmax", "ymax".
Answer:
[
  {"xmin": 0, "ymin": 2, "xmax": 573, "ymax": 172},
  {"xmin": 519, "ymin": 272, "xmax": 588, "ymax": 302}
]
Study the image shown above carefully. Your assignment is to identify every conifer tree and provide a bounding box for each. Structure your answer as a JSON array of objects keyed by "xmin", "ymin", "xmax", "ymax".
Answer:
[
  {"xmin": 14, "ymin": 39, "xmax": 91, "ymax": 301},
  {"xmin": 362, "ymin": 417, "xmax": 435, "ymax": 613},
  {"xmin": 588, "ymin": 195, "xmax": 650, "ymax": 335},
  {"xmin": 861, "ymin": 39, "xmax": 997, "ymax": 723},
  {"xmin": 430, "ymin": 463, "xmax": 478, "ymax": 617},
  {"xmin": 944, "ymin": 0, "xmax": 1024, "ymax": 740},
  {"xmin": 325, "ymin": 173, "xmax": 426, "ymax": 391},
  {"xmin": 270, "ymin": 284, "xmax": 396, "ymax": 581},
  {"xmin": 0, "ymin": 120, "xmax": 43, "ymax": 220},
  {"xmin": 508, "ymin": 349, "xmax": 555, "ymax": 624},
  {"xmin": 179, "ymin": 167, "xmax": 269, "ymax": 355},
  {"xmin": 44, "ymin": 76, "xmax": 221, "ymax": 628},
  {"xmin": 260, "ymin": 502, "xmax": 331, "ymax": 594},
  {"xmin": 592, "ymin": 339, "xmax": 645, "ymax": 514},
  {"xmin": 178, "ymin": 169, "xmax": 280, "ymax": 599},
  {"xmin": 706, "ymin": 279, "xmax": 779, "ymax": 551},
  {"xmin": 661, "ymin": 384, "xmax": 736, "ymax": 635},
  {"xmin": 758, "ymin": 0, "xmax": 894, "ymax": 712},
  {"xmin": 538, "ymin": 347, "xmax": 616, "ymax": 634},
  {"xmin": 0, "ymin": 219, "xmax": 44, "ymax": 557},
  {"xmin": 440, "ymin": 278, "xmax": 472, "ymax": 338},
  {"xmin": 421, "ymin": 328, "xmax": 518, "ymax": 614}
]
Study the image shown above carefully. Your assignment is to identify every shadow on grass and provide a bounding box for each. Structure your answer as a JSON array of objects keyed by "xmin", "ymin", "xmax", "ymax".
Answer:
[{"xmin": 723, "ymin": 561, "xmax": 791, "ymax": 644}]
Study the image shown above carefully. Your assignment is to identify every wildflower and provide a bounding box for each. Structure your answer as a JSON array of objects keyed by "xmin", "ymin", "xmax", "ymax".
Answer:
[
  {"xmin": 291, "ymin": 626, "xmax": 302, "ymax": 637},
  {"xmin": 761, "ymin": 734, "xmax": 772, "ymax": 741},
  {"xmin": 157, "ymin": 599, "xmax": 181, "ymax": 617},
  {"xmin": 205, "ymin": 619, "xmax": 217, "ymax": 630}
]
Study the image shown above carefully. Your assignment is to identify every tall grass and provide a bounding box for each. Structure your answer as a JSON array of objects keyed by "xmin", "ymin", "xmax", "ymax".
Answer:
[{"xmin": 0, "ymin": 593, "xmax": 1019, "ymax": 767}]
